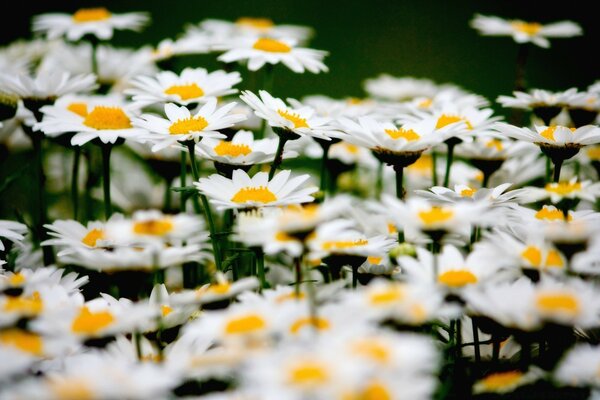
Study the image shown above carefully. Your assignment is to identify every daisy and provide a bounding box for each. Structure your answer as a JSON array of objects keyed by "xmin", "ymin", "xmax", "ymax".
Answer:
[
  {"xmin": 43, "ymin": 218, "xmax": 112, "ymax": 256},
  {"xmin": 126, "ymin": 67, "xmax": 242, "ymax": 108},
  {"xmin": 217, "ymin": 36, "xmax": 328, "ymax": 73},
  {"xmin": 415, "ymin": 182, "xmax": 518, "ymax": 207},
  {"xmin": 554, "ymin": 344, "xmax": 600, "ymax": 387},
  {"xmin": 363, "ymin": 74, "xmax": 439, "ymax": 102},
  {"xmin": 497, "ymin": 88, "xmax": 579, "ymax": 125},
  {"xmin": 0, "ymin": 220, "xmax": 27, "ymax": 251},
  {"xmin": 171, "ymin": 274, "xmax": 259, "ymax": 306},
  {"xmin": 196, "ymin": 130, "xmax": 297, "ymax": 167},
  {"xmin": 515, "ymin": 178, "xmax": 600, "ymax": 204},
  {"xmin": 473, "ymin": 368, "xmax": 545, "ymax": 394},
  {"xmin": 494, "ymin": 122, "xmax": 600, "ymax": 149},
  {"xmin": 566, "ymin": 90, "xmax": 600, "ymax": 127},
  {"xmin": 133, "ymin": 100, "xmax": 245, "ymax": 151},
  {"xmin": 240, "ymin": 90, "xmax": 341, "ymax": 140},
  {"xmin": 150, "ymin": 36, "xmax": 212, "ymax": 62},
  {"xmin": 34, "ymin": 96, "xmax": 145, "ymax": 146},
  {"xmin": 455, "ymin": 136, "xmax": 533, "ymax": 162},
  {"xmin": 470, "ymin": 14, "xmax": 582, "ymax": 48},
  {"xmin": 200, "ymin": 17, "xmax": 313, "ymax": 43},
  {"xmin": 32, "ymin": 8, "xmax": 150, "ymax": 41},
  {"xmin": 195, "ymin": 169, "xmax": 317, "ymax": 210}
]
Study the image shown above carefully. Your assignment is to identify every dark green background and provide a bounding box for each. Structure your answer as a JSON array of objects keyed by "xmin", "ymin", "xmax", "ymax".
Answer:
[{"xmin": 3, "ymin": 0, "xmax": 599, "ymax": 109}]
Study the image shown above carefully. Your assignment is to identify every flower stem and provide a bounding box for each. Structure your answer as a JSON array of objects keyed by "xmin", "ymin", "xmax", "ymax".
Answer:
[
  {"xmin": 472, "ymin": 319, "xmax": 481, "ymax": 365},
  {"xmin": 294, "ymin": 256, "xmax": 302, "ymax": 297},
  {"xmin": 90, "ymin": 37, "xmax": 99, "ymax": 76},
  {"xmin": 376, "ymin": 161, "xmax": 384, "ymax": 199},
  {"xmin": 31, "ymin": 132, "xmax": 53, "ymax": 265},
  {"xmin": 253, "ymin": 247, "xmax": 267, "ymax": 290},
  {"xmin": 100, "ymin": 143, "xmax": 113, "ymax": 219},
  {"xmin": 432, "ymin": 151, "xmax": 439, "ymax": 186},
  {"xmin": 553, "ymin": 158, "xmax": 563, "ymax": 183},
  {"xmin": 394, "ymin": 165, "xmax": 405, "ymax": 200},
  {"xmin": 163, "ymin": 177, "xmax": 172, "ymax": 211},
  {"xmin": 319, "ymin": 141, "xmax": 331, "ymax": 196},
  {"xmin": 180, "ymin": 151, "xmax": 187, "ymax": 211},
  {"xmin": 443, "ymin": 142, "xmax": 455, "ymax": 188},
  {"xmin": 71, "ymin": 146, "xmax": 81, "ymax": 220},
  {"xmin": 268, "ymin": 136, "xmax": 287, "ymax": 180}
]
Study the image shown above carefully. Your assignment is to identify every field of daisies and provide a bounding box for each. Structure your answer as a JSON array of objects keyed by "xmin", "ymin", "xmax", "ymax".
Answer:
[{"xmin": 0, "ymin": 6, "xmax": 599, "ymax": 400}]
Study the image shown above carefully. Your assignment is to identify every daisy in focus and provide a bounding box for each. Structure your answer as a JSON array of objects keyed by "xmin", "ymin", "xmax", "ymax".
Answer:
[
  {"xmin": 470, "ymin": 14, "xmax": 582, "ymax": 48},
  {"xmin": 494, "ymin": 123, "xmax": 600, "ymax": 149},
  {"xmin": 32, "ymin": 8, "xmax": 150, "ymax": 41}
]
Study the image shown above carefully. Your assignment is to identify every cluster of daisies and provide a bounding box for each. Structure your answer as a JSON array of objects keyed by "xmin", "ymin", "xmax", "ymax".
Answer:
[{"xmin": 1, "ymin": 6, "xmax": 600, "ymax": 400}]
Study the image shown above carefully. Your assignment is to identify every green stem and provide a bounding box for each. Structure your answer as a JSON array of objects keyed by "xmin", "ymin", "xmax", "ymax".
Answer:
[
  {"xmin": 432, "ymin": 151, "xmax": 439, "ymax": 186},
  {"xmin": 394, "ymin": 165, "xmax": 405, "ymax": 200},
  {"xmin": 253, "ymin": 247, "xmax": 266, "ymax": 290},
  {"xmin": 553, "ymin": 158, "xmax": 563, "ymax": 183},
  {"xmin": 432, "ymin": 241, "xmax": 440, "ymax": 283},
  {"xmin": 180, "ymin": 151, "xmax": 187, "ymax": 211},
  {"xmin": 31, "ymin": 133, "xmax": 53, "ymax": 265},
  {"xmin": 268, "ymin": 136, "xmax": 288, "ymax": 180},
  {"xmin": 472, "ymin": 319, "xmax": 481, "ymax": 365},
  {"xmin": 294, "ymin": 256, "xmax": 302, "ymax": 297},
  {"xmin": 163, "ymin": 177, "xmax": 172, "ymax": 211},
  {"xmin": 71, "ymin": 146, "xmax": 81, "ymax": 220},
  {"xmin": 482, "ymin": 171, "xmax": 491, "ymax": 188},
  {"xmin": 545, "ymin": 155, "xmax": 551, "ymax": 184},
  {"xmin": 376, "ymin": 161, "xmax": 384, "ymax": 199},
  {"xmin": 100, "ymin": 144, "xmax": 112, "ymax": 219},
  {"xmin": 443, "ymin": 142, "xmax": 455, "ymax": 188},
  {"xmin": 319, "ymin": 142, "xmax": 331, "ymax": 196},
  {"xmin": 134, "ymin": 331, "xmax": 142, "ymax": 361},
  {"xmin": 90, "ymin": 37, "xmax": 99, "ymax": 76}
]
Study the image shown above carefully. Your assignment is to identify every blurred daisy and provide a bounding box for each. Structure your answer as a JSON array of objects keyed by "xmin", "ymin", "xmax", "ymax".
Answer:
[
  {"xmin": 43, "ymin": 218, "xmax": 112, "ymax": 256},
  {"xmin": 171, "ymin": 274, "xmax": 259, "ymax": 306},
  {"xmin": 32, "ymin": 8, "xmax": 149, "ymax": 41},
  {"xmin": 470, "ymin": 14, "xmax": 582, "ymax": 48},
  {"xmin": 497, "ymin": 88, "xmax": 579, "ymax": 124},
  {"xmin": 515, "ymin": 178, "xmax": 600, "ymax": 204},
  {"xmin": 0, "ymin": 220, "xmax": 27, "ymax": 251},
  {"xmin": 415, "ymin": 183, "xmax": 518, "ymax": 208},
  {"xmin": 363, "ymin": 74, "xmax": 439, "ymax": 101},
  {"xmin": 473, "ymin": 368, "xmax": 544, "ymax": 394},
  {"xmin": 217, "ymin": 36, "xmax": 328, "ymax": 73},
  {"xmin": 127, "ymin": 67, "xmax": 242, "ymax": 108},
  {"xmin": 555, "ymin": 344, "xmax": 600, "ymax": 387},
  {"xmin": 195, "ymin": 169, "xmax": 317, "ymax": 210},
  {"xmin": 134, "ymin": 100, "xmax": 245, "ymax": 151},
  {"xmin": 201, "ymin": 17, "xmax": 313, "ymax": 42},
  {"xmin": 240, "ymin": 90, "xmax": 340, "ymax": 140},
  {"xmin": 455, "ymin": 136, "xmax": 533, "ymax": 162}
]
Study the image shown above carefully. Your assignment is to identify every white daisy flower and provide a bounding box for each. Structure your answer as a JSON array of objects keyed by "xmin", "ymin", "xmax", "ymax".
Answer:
[
  {"xmin": 32, "ymin": 7, "xmax": 149, "ymax": 41},
  {"xmin": 150, "ymin": 36, "xmax": 212, "ymax": 62},
  {"xmin": 363, "ymin": 74, "xmax": 439, "ymax": 101},
  {"xmin": 493, "ymin": 122, "xmax": 600, "ymax": 148},
  {"xmin": 240, "ymin": 90, "xmax": 341, "ymax": 140},
  {"xmin": 196, "ymin": 130, "xmax": 297, "ymax": 166},
  {"xmin": 133, "ymin": 100, "xmax": 245, "ymax": 151},
  {"xmin": 43, "ymin": 218, "xmax": 112, "ymax": 256},
  {"xmin": 0, "ymin": 70, "xmax": 96, "ymax": 102},
  {"xmin": 195, "ymin": 169, "xmax": 317, "ymax": 210},
  {"xmin": 497, "ymin": 88, "xmax": 578, "ymax": 110},
  {"xmin": 201, "ymin": 17, "xmax": 313, "ymax": 43},
  {"xmin": 470, "ymin": 14, "xmax": 582, "ymax": 48},
  {"xmin": 555, "ymin": 344, "xmax": 600, "ymax": 387},
  {"xmin": 126, "ymin": 67, "xmax": 242, "ymax": 108},
  {"xmin": 455, "ymin": 136, "xmax": 533, "ymax": 162},
  {"xmin": 0, "ymin": 220, "xmax": 27, "ymax": 251},
  {"xmin": 34, "ymin": 96, "xmax": 145, "ymax": 146},
  {"xmin": 514, "ymin": 178, "xmax": 600, "ymax": 204},
  {"xmin": 217, "ymin": 36, "xmax": 328, "ymax": 73},
  {"xmin": 170, "ymin": 274, "xmax": 259, "ymax": 306}
]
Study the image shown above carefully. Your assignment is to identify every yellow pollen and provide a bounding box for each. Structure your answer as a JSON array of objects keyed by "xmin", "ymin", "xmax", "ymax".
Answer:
[
  {"xmin": 418, "ymin": 206, "xmax": 454, "ymax": 225},
  {"xmin": 369, "ymin": 286, "xmax": 404, "ymax": 305},
  {"xmin": 277, "ymin": 109, "xmax": 309, "ymax": 128},
  {"xmin": 289, "ymin": 317, "xmax": 331, "ymax": 334},
  {"xmin": 224, "ymin": 314, "xmax": 266, "ymax": 335},
  {"xmin": 8, "ymin": 273, "xmax": 25, "ymax": 286},
  {"xmin": 480, "ymin": 371, "xmax": 524, "ymax": 391},
  {"xmin": 133, "ymin": 219, "xmax": 174, "ymax": 236},
  {"xmin": 275, "ymin": 292, "xmax": 306, "ymax": 303},
  {"xmin": 67, "ymin": 102, "xmax": 88, "ymax": 117},
  {"xmin": 438, "ymin": 270, "xmax": 478, "ymax": 287},
  {"xmin": 535, "ymin": 206, "xmax": 571, "ymax": 221},
  {"xmin": 0, "ymin": 329, "xmax": 43, "ymax": 355},
  {"xmin": 161, "ymin": 305, "xmax": 172, "ymax": 317},
  {"xmin": 536, "ymin": 292, "xmax": 579, "ymax": 314},
  {"xmin": 352, "ymin": 340, "xmax": 390, "ymax": 364},
  {"xmin": 545, "ymin": 250, "xmax": 564, "ymax": 268},
  {"xmin": 367, "ymin": 256, "xmax": 383, "ymax": 264},
  {"xmin": 82, "ymin": 228, "xmax": 104, "ymax": 247},
  {"xmin": 164, "ymin": 83, "xmax": 204, "ymax": 101},
  {"xmin": 3, "ymin": 292, "xmax": 43, "ymax": 315},
  {"xmin": 207, "ymin": 282, "xmax": 231, "ymax": 294},
  {"xmin": 511, "ymin": 21, "xmax": 542, "ymax": 36},
  {"xmin": 521, "ymin": 246, "xmax": 542, "ymax": 266},
  {"xmin": 344, "ymin": 143, "xmax": 360, "ymax": 154},
  {"xmin": 253, "ymin": 37, "xmax": 292, "ymax": 53},
  {"xmin": 236, "ymin": 17, "xmax": 274, "ymax": 30},
  {"xmin": 83, "ymin": 106, "xmax": 132, "ymax": 130},
  {"xmin": 586, "ymin": 146, "xmax": 600, "ymax": 161},
  {"xmin": 384, "ymin": 128, "xmax": 420, "ymax": 141},
  {"xmin": 387, "ymin": 223, "xmax": 397, "ymax": 234},
  {"xmin": 460, "ymin": 187, "xmax": 477, "ymax": 197},
  {"xmin": 288, "ymin": 362, "xmax": 330, "ymax": 386},
  {"xmin": 486, "ymin": 139, "xmax": 504, "ymax": 151},
  {"xmin": 545, "ymin": 181, "xmax": 582, "ymax": 196},
  {"xmin": 540, "ymin": 126, "xmax": 576, "ymax": 141},
  {"xmin": 275, "ymin": 231, "xmax": 296, "ymax": 242},
  {"xmin": 418, "ymin": 98, "xmax": 433, "ymax": 108},
  {"xmin": 231, "ymin": 187, "xmax": 277, "ymax": 204},
  {"xmin": 72, "ymin": 8, "xmax": 111, "ymax": 23},
  {"xmin": 214, "ymin": 141, "xmax": 252, "ymax": 157},
  {"xmin": 322, "ymin": 239, "xmax": 368, "ymax": 250},
  {"xmin": 50, "ymin": 380, "xmax": 94, "ymax": 400},
  {"xmin": 436, "ymin": 114, "xmax": 473, "ymax": 130},
  {"xmin": 71, "ymin": 307, "xmax": 114, "ymax": 335},
  {"xmin": 169, "ymin": 116, "xmax": 209, "ymax": 135}
]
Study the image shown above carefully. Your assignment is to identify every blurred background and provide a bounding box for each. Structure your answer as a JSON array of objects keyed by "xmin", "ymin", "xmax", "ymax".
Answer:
[{"xmin": 3, "ymin": 0, "xmax": 599, "ymax": 113}]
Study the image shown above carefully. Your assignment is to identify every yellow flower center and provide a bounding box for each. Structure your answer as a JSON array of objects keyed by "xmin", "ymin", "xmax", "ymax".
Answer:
[
  {"xmin": 408, "ymin": 155, "xmax": 432, "ymax": 175},
  {"xmin": 360, "ymin": 382, "xmax": 392, "ymax": 400},
  {"xmin": 133, "ymin": 219, "xmax": 174, "ymax": 236},
  {"xmin": 480, "ymin": 371, "xmax": 524, "ymax": 391},
  {"xmin": 535, "ymin": 206, "xmax": 571, "ymax": 221},
  {"xmin": 236, "ymin": 17, "xmax": 274, "ymax": 30},
  {"xmin": 367, "ymin": 256, "xmax": 383, "ymax": 264},
  {"xmin": 418, "ymin": 98, "xmax": 433, "ymax": 108},
  {"xmin": 586, "ymin": 146, "xmax": 600, "ymax": 160},
  {"xmin": 275, "ymin": 231, "xmax": 297, "ymax": 242},
  {"xmin": 8, "ymin": 273, "xmax": 25, "ymax": 286},
  {"xmin": 436, "ymin": 114, "xmax": 473, "ymax": 130},
  {"xmin": 208, "ymin": 282, "xmax": 232, "ymax": 295},
  {"xmin": 384, "ymin": 128, "xmax": 420, "ymax": 141},
  {"xmin": 50, "ymin": 380, "xmax": 94, "ymax": 400},
  {"xmin": 161, "ymin": 305, "xmax": 172, "ymax": 317},
  {"xmin": 67, "ymin": 102, "xmax": 88, "ymax": 117},
  {"xmin": 0, "ymin": 329, "xmax": 43, "ymax": 355},
  {"xmin": 545, "ymin": 181, "xmax": 582, "ymax": 196},
  {"xmin": 352, "ymin": 340, "xmax": 390, "ymax": 364},
  {"xmin": 511, "ymin": 21, "xmax": 542, "ymax": 36},
  {"xmin": 164, "ymin": 83, "xmax": 204, "ymax": 101},
  {"xmin": 82, "ymin": 228, "xmax": 105, "ymax": 247},
  {"xmin": 275, "ymin": 292, "xmax": 306, "ymax": 303},
  {"xmin": 288, "ymin": 361, "xmax": 330, "ymax": 386},
  {"xmin": 545, "ymin": 249, "xmax": 564, "ymax": 268},
  {"xmin": 369, "ymin": 286, "xmax": 404, "ymax": 305},
  {"xmin": 253, "ymin": 37, "xmax": 292, "ymax": 53},
  {"xmin": 322, "ymin": 239, "xmax": 368, "ymax": 250},
  {"xmin": 540, "ymin": 126, "xmax": 576, "ymax": 141},
  {"xmin": 536, "ymin": 292, "xmax": 579, "ymax": 314},
  {"xmin": 231, "ymin": 187, "xmax": 277, "ymax": 204},
  {"xmin": 3, "ymin": 292, "xmax": 43, "ymax": 315},
  {"xmin": 486, "ymin": 139, "xmax": 504, "ymax": 151},
  {"xmin": 72, "ymin": 8, "xmax": 111, "ymax": 23},
  {"xmin": 460, "ymin": 187, "xmax": 477, "ymax": 197},
  {"xmin": 169, "ymin": 116, "xmax": 209, "ymax": 135},
  {"xmin": 418, "ymin": 206, "xmax": 454, "ymax": 225},
  {"xmin": 438, "ymin": 270, "xmax": 478, "ymax": 287},
  {"xmin": 83, "ymin": 106, "xmax": 132, "ymax": 130},
  {"xmin": 343, "ymin": 143, "xmax": 360, "ymax": 154},
  {"xmin": 387, "ymin": 223, "xmax": 397, "ymax": 234},
  {"xmin": 214, "ymin": 141, "xmax": 252, "ymax": 157},
  {"xmin": 289, "ymin": 317, "xmax": 331, "ymax": 334},
  {"xmin": 277, "ymin": 109, "xmax": 309, "ymax": 128},
  {"xmin": 71, "ymin": 306, "xmax": 115, "ymax": 335},
  {"xmin": 521, "ymin": 246, "xmax": 542, "ymax": 266},
  {"xmin": 224, "ymin": 314, "xmax": 266, "ymax": 335}
]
